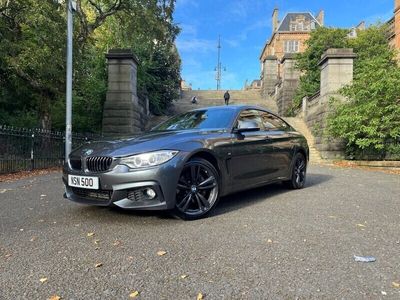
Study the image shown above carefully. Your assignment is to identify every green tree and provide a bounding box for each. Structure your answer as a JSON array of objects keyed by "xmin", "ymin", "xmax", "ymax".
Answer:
[
  {"xmin": 0, "ymin": 0, "xmax": 66, "ymax": 129},
  {"xmin": 327, "ymin": 26, "xmax": 400, "ymax": 158},
  {"xmin": 0, "ymin": 0, "xmax": 181, "ymax": 131},
  {"xmin": 290, "ymin": 27, "xmax": 349, "ymax": 113}
]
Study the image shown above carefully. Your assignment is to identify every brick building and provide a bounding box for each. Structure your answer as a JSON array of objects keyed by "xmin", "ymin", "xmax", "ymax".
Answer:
[
  {"xmin": 388, "ymin": 0, "xmax": 400, "ymax": 53},
  {"xmin": 259, "ymin": 9, "xmax": 324, "ymax": 95}
]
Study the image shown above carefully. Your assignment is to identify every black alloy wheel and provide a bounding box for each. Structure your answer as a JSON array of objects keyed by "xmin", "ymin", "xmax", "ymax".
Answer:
[
  {"xmin": 174, "ymin": 158, "xmax": 220, "ymax": 220},
  {"xmin": 284, "ymin": 152, "xmax": 307, "ymax": 189}
]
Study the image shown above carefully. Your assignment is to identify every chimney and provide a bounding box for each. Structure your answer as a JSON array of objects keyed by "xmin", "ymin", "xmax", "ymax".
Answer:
[
  {"xmin": 316, "ymin": 10, "xmax": 324, "ymax": 26},
  {"xmin": 272, "ymin": 8, "xmax": 279, "ymax": 32}
]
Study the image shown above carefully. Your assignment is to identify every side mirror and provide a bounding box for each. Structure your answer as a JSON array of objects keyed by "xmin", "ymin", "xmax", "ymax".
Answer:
[{"xmin": 233, "ymin": 120, "xmax": 260, "ymax": 133}]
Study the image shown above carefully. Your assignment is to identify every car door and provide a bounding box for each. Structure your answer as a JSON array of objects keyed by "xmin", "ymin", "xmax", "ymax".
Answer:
[
  {"xmin": 259, "ymin": 110, "xmax": 294, "ymax": 179},
  {"xmin": 229, "ymin": 109, "xmax": 276, "ymax": 191}
]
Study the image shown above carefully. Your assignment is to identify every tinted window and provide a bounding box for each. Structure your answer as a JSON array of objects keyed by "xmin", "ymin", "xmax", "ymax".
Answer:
[
  {"xmin": 151, "ymin": 109, "xmax": 235, "ymax": 131},
  {"xmin": 259, "ymin": 111, "xmax": 289, "ymax": 131},
  {"xmin": 236, "ymin": 110, "xmax": 264, "ymax": 130}
]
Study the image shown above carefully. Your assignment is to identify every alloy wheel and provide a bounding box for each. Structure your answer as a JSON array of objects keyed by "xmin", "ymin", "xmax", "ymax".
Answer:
[
  {"xmin": 294, "ymin": 155, "xmax": 306, "ymax": 186},
  {"xmin": 175, "ymin": 159, "xmax": 219, "ymax": 219}
]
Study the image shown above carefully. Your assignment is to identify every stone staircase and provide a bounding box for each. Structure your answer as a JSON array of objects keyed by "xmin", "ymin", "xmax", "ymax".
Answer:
[
  {"xmin": 285, "ymin": 117, "xmax": 323, "ymax": 164},
  {"xmin": 147, "ymin": 89, "xmax": 278, "ymax": 129},
  {"xmin": 175, "ymin": 90, "xmax": 278, "ymax": 114},
  {"xmin": 147, "ymin": 90, "xmax": 324, "ymax": 164}
]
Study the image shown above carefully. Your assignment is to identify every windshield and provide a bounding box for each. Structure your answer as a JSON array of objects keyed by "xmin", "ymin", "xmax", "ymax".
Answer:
[{"xmin": 151, "ymin": 109, "xmax": 236, "ymax": 131}]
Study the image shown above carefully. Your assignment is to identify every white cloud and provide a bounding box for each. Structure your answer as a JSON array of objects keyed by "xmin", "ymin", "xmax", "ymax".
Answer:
[
  {"xmin": 179, "ymin": 23, "xmax": 198, "ymax": 37},
  {"xmin": 224, "ymin": 19, "xmax": 270, "ymax": 48},
  {"xmin": 176, "ymin": 38, "xmax": 216, "ymax": 54},
  {"xmin": 227, "ymin": 0, "xmax": 266, "ymax": 20}
]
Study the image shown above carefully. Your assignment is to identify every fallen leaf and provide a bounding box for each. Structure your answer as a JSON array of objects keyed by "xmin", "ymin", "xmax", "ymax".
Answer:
[
  {"xmin": 87, "ymin": 232, "xmax": 95, "ymax": 237},
  {"xmin": 94, "ymin": 239, "xmax": 100, "ymax": 245},
  {"xmin": 113, "ymin": 240, "xmax": 122, "ymax": 246},
  {"xmin": 48, "ymin": 295, "xmax": 61, "ymax": 300},
  {"xmin": 197, "ymin": 292, "xmax": 204, "ymax": 300},
  {"xmin": 356, "ymin": 224, "xmax": 366, "ymax": 227},
  {"xmin": 157, "ymin": 250, "xmax": 167, "ymax": 256},
  {"xmin": 129, "ymin": 291, "xmax": 140, "ymax": 298},
  {"xmin": 180, "ymin": 274, "xmax": 188, "ymax": 279},
  {"xmin": 5, "ymin": 253, "xmax": 12, "ymax": 258},
  {"xmin": 40, "ymin": 277, "xmax": 48, "ymax": 283},
  {"xmin": 393, "ymin": 281, "xmax": 400, "ymax": 288},
  {"xmin": 127, "ymin": 256, "xmax": 134, "ymax": 260},
  {"xmin": 30, "ymin": 236, "xmax": 37, "ymax": 242},
  {"xmin": 95, "ymin": 263, "xmax": 103, "ymax": 268},
  {"xmin": 267, "ymin": 239, "xmax": 273, "ymax": 243}
]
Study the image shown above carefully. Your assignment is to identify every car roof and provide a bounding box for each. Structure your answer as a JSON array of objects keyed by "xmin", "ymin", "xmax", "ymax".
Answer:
[{"xmin": 191, "ymin": 104, "xmax": 275, "ymax": 114}]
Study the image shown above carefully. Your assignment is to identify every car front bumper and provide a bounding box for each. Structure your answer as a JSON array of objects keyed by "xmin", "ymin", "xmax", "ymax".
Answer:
[{"xmin": 62, "ymin": 152, "xmax": 188, "ymax": 210}]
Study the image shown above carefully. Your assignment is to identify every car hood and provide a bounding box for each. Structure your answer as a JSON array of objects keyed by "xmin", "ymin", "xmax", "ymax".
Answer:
[{"xmin": 71, "ymin": 129, "xmax": 225, "ymax": 158}]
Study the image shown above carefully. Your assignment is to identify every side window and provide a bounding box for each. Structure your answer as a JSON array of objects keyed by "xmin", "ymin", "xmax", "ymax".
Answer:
[
  {"xmin": 260, "ymin": 111, "xmax": 289, "ymax": 131},
  {"xmin": 236, "ymin": 110, "xmax": 264, "ymax": 130}
]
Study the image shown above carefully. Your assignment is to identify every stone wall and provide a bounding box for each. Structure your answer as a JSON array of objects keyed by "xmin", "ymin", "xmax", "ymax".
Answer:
[
  {"xmin": 102, "ymin": 49, "xmax": 149, "ymax": 136},
  {"xmin": 302, "ymin": 48, "xmax": 356, "ymax": 159}
]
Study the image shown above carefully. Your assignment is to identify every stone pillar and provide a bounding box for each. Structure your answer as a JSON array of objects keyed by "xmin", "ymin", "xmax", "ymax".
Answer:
[
  {"xmin": 262, "ymin": 55, "xmax": 278, "ymax": 95},
  {"xmin": 102, "ymin": 49, "xmax": 141, "ymax": 136},
  {"xmin": 313, "ymin": 48, "xmax": 356, "ymax": 159},
  {"xmin": 277, "ymin": 53, "xmax": 300, "ymax": 115},
  {"xmin": 319, "ymin": 48, "xmax": 356, "ymax": 104}
]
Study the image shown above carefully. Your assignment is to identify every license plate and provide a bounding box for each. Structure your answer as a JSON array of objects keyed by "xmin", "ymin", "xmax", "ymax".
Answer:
[{"xmin": 68, "ymin": 175, "xmax": 99, "ymax": 190}]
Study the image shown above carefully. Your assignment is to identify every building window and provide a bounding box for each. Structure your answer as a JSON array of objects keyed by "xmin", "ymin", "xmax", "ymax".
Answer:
[
  {"xmin": 290, "ymin": 23, "xmax": 297, "ymax": 31},
  {"xmin": 284, "ymin": 40, "xmax": 300, "ymax": 53}
]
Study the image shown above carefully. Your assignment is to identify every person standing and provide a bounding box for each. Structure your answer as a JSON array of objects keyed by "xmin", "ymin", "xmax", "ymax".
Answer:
[{"xmin": 224, "ymin": 90, "xmax": 230, "ymax": 105}]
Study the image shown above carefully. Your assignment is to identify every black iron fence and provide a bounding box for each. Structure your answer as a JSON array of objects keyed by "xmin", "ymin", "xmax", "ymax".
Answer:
[{"xmin": 0, "ymin": 125, "xmax": 100, "ymax": 174}]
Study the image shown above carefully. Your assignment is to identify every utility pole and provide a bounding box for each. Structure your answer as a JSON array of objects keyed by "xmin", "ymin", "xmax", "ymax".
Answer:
[
  {"xmin": 65, "ymin": 0, "xmax": 76, "ymax": 158},
  {"xmin": 215, "ymin": 35, "xmax": 226, "ymax": 90}
]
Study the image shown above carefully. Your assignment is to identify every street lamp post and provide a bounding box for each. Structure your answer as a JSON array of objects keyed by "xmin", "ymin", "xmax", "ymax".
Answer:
[{"xmin": 65, "ymin": 0, "xmax": 76, "ymax": 159}]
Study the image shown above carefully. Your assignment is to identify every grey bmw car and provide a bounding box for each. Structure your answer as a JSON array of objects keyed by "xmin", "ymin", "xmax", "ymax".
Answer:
[{"xmin": 63, "ymin": 105, "xmax": 309, "ymax": 220}]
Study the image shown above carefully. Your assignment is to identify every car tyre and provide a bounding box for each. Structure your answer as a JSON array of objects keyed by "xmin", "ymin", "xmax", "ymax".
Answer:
[
  {"xmin": 173, "ymin": 158, "xmax": 220, "ymax": 220},
  {"xmin": 284, "ymin": 152, "xmax": 307, "ymax": 189}
]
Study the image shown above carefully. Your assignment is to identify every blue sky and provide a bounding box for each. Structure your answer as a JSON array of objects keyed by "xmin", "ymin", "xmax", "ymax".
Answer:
[{"xmin": 174, "ymin": 0, "xmax": 395, "ymax": 90}]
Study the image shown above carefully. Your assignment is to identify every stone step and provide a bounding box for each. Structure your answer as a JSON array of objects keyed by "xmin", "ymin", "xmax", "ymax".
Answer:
[
  {"xmin": 179, "ymin": 89, "xmax": 278, "ymax": 113},
  {"xmin": 284, "ymin": 117, "xmax": 324, "ymax": 164}
]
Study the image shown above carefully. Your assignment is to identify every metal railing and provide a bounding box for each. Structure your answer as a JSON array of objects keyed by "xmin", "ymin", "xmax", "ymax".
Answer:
[{"xmin": 0, "ymin": 125, "xmax": 100, "ymax": 174}]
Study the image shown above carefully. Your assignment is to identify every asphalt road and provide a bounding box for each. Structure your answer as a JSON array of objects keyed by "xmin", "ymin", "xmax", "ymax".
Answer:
[{"xmin": 0, "ymin": 165, "xmax": 399, "ymax": 299}]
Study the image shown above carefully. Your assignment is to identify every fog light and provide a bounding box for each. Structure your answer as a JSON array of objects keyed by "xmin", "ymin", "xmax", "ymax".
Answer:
[{"xmin": 145, "ymin": 188, "xmax": 156, "ymax": 199}]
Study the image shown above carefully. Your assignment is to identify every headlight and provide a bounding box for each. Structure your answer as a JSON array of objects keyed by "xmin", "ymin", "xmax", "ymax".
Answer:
[{"xmin": 119, "ymin": 150, "xmax": 179, "ymax": 169}]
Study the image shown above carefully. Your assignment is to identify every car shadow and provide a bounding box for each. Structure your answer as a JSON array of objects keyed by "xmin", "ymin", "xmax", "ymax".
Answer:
[{"xmin": 212, "ymin": 172, "xmax": 333, "ymax": 217}]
